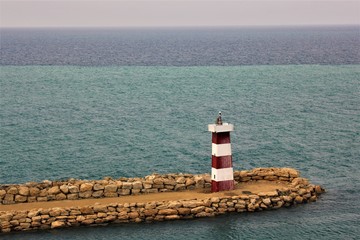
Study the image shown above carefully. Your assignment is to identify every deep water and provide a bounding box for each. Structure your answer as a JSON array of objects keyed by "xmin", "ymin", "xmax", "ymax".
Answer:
[{"xmin": 0, "ymin": 26, "xmax": 359, "ymax": 239}]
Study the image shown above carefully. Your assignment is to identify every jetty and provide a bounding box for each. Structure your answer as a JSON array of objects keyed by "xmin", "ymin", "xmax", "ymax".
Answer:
[{"xmin": 0, "ymin": 168, "xmax": 325, "ymax": 233}]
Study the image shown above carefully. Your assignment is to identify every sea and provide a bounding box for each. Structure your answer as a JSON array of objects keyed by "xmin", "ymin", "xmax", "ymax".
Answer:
[{"xmin": 0, "ymin": 26, "xmax": 359, "ymax": 239}]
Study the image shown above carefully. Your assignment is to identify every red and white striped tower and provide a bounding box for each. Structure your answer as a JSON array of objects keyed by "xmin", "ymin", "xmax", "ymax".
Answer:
[{"xmin": 208, "ymin": 113, "xmax": 234, "ymax": 192}]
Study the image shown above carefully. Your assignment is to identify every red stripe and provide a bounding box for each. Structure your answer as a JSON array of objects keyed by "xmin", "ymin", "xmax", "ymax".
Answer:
[
  {"xmin": 212, "ymin": 132, "xmax": 230, "ymax": 144},
  {"xmin": 211, "ymin": 180, "xmax": 235, "ymax": 192},
  {"xmin": 212, "ymin": 155, "xmax": 233, "ymax": 168}
]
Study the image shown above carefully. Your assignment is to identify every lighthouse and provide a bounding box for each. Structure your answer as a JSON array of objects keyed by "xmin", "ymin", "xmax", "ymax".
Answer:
[{"xmin": 208, "ymin": 112, "xmax": 235, "ymax": 192}]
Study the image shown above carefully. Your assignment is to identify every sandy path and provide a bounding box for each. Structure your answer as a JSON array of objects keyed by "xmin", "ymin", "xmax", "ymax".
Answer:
[{"xmin": 0, "ymin": 181, "xmax": 288, "ymax": 212}]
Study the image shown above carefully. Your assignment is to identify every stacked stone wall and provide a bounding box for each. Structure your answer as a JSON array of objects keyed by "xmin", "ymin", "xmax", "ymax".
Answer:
[
  {"xmin": 0, "ymin": 168, "xmax": 325, "ymax": 233},
  {"xmin": 0, "ymin": 168, "xmax": 302, "ymax": 205}
]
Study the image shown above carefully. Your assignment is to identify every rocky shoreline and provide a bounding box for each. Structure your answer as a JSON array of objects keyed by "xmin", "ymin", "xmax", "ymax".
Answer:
[{"xmin": 0, "ymin": 168, "xmax": 325, "ymax": 233}]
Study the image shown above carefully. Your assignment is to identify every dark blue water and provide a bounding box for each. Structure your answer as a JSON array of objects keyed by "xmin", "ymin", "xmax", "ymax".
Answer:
[
  {"xmin": 0, "ymin": 26, "xmax": 359, "ymax": 239},
  {"xmin": 1, "ymin": 26, "xmax": 359, "ymax": 66}
]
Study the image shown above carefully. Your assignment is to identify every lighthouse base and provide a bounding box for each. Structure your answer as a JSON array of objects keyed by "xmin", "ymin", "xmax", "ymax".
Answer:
[{"xmin": 211, "ymin": 180, "xmax": 235, "ymax": 192}]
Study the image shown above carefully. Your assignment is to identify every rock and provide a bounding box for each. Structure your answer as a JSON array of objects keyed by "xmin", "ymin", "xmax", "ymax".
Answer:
[
  {"xmin": 0, "ymin": 213, "xmax": 13, "ymax": 222},
  {"xmin": 153, "ymin": 178, "xmax": 164, "ymax": 185},
  {"xmin": 93, "ymin": 205, "xmax": 108, "ymax": 213},
  {"xmin": 55, "ymin": 193, "xmax": 67, "ymax": 200},
  {"xmin": 81, "ymin": 219, "xmax": 94, "ymax": 225},
  {"xmin": 15, "ymin": 195, "xmax": 27, "ymax": 203},
  {"xmin": 76, "ymin": 215, "xmax": 86, "ymax": 222},
  {"xmin": 264, "ymin": 176, "xmax": 278, "ymax": 181},
  {"xmin": 286, "ymin": 168, "xmax": 300, "ymax": 178},
  {"xmin": 37, "ymin": 196, "xmax": 47, "ymax": 202},
  {"xmin": 48, "ymin": 186, "xmax": 60, "ymax": 195},
  {"xmin": 185, "ymin": 178, "xmax": 195, "ymax": 187},
  {"xmin": 258, "ymin": 191, "xmax": 278, "ymax": 197},
  {"xmin": 28, "ymin": 210, "xmax": 40, "ymax": 218},
  {"xmin": 29, "ymin": 187, "xmax": 40, "ymax": 196},
  {"xmin": 191, "ymin": 206, "xmax": 205, "ymax": 214},
  {"xmin": 104, "ymin": 192, "xmax": 118, "ymax": 197},
  {"xmin": 158, "ymin": 209, "xmax": 178, "ymax": 215},
  {"xmin": 176, "ymin": 177, "xmax": 186, "ymax": 184},
  {"xmin": 0, "ymin": 189, "xmax": 6, "ymax": 198},
  {"xmin": 80, "ymin": 206, "xmax": 94, "ymax": 214},
  {"xmin": 177, "ymin": 208, "xmax": 191, "ymax": 215},
  {"xmin": 92, "ymin": 190, "xmax": 104, "ymax": 198},
  {"xmin": 262, "ymin": 198, "xmax": 272, "ymax": 206},
  {"xmin": 122, "ymin": 182, "xmax": 132, "ymax": 189},
  {"xmin": 315, "ymin": 185, "xmax": 323, "ymax": 194},
  {"xmin": 294, "ymin": 196, "xmax": 303, "ymax": 203},
  {"xmin": 132, "ymin": 181, "xmax": 143, "ymax": 189},
  {"xmin": 68, "ymin": 185, "xmax": 79, "ymax": 193},
  {"xmin": 167, "ymin": 201, "xmax": 182, "ymax": 208},
  {"xmin": 194, "ymin": 176, "xmax": 205, "ymax": 188},
  {"xmin": 128, "ymin": 212, "xmax": 139, "ymax": 219},
  {"xmin": 282, "ymin": 196, "xmax": 293, "ymax": 202},
  {"xmin": 93, "ymin": 183, "xmax": 105, "ymax": 191},
  {"xmin": 51, "ymin": 220, "xmax": 66, "ymax": 228},
  {"xmin": 49, "ymin": 208, "xmax": 62, "ymax": 217},
  {"xmin": 67, "ymin": 193, "xmax": 78, "ymax": 200},
  {"xmin": 163, "ymin": 179, "xmax": 176, "ymax": 186},
  {"xmin": 7, "ymin": 187, "xmax": 18, "ymax": 195},
  {"xmin": 104, "ymin": 184, "xmax": 118, "ymax": 193},
  {"xmin": 4, "ymin": 194, "xmax": 14, "ymax": 202},
  {"xmin": 80, "ymin": 183, "xmax": 93, "ymax": 192},
  {"xmin": 183, "ymin": 200, "xmax": 201, "ymax": 208},
  {"xmin": 165, "ymin": 215, "xmax": 180, "ymax": 220},
  {"xmin": 144, "ymin": 209, "xmax": 158, "ymax": 216},
  {"xmin": 143, "ymin": 182, "xmax": 153, "ymax": 189},
  {"xmin": 18, "ymin": 186, "xmax": 30, "ymax": 196},
  {"xmin": 60, "ymin": 185, "xmax": 69, "ymax": 194},
  {"xmin": 174, "ymin": 184, "xmax": 186, "ymax": 191},
  {"xmin": 117, "ymin": 189, "xmax": 131, "ymax": 196},
  {"xmin": 298, "ymin": 188, "xmax": 307, "ymax": 196},
  {"xmin": 79, "ymin": 191, "xmax": 92, "ymax": 198}
]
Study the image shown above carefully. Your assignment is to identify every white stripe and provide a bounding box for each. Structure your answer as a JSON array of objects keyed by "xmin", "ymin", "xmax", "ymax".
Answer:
[
  {"xmin": 212, "ymin": 143, "xmax": 232, "ymax": 157},
  {"xmin": 208, "ymin": 123, "xmax": 234, "ymax": 133},
  {"xmin": 211, "ymin": 167, "xmax": 234, "ymax": 181}
]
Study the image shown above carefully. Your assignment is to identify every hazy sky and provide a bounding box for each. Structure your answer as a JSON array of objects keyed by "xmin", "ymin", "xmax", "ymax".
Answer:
[{"xmin": 1, "ymin": 0, "xmax": 359, "ymax": 28}]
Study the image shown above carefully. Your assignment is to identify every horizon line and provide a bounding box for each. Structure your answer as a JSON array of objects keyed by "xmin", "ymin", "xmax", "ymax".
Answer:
[{"xmin": 1, "ymin": 23, "xmax": 359, "ymax": 29}]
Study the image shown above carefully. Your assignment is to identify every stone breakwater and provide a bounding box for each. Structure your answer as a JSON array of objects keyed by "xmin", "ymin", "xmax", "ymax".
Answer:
[
  {"xmin": 0, "ymin": 168, "xmax": 325, "ymax": 233},
  {"xmin": 1, "ymin": 168, "xmax": 304, "ymax": 205}
]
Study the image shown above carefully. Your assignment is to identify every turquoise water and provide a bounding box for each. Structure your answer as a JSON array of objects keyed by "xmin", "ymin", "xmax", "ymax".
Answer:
[{"xmin": 1, "ymin": 65, "xmax": 359, "ymax": 239}]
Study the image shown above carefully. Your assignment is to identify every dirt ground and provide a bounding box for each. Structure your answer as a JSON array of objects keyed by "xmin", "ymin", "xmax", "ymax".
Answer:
[{"xmin": 0, "ymin": 181, "xmax": 289, "ymax": 212}]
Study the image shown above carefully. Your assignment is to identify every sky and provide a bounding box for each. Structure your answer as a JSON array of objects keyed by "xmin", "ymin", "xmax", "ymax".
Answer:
[{"xmin": 0, "ymin": 0, "xmax": 359, "ymax": 28}]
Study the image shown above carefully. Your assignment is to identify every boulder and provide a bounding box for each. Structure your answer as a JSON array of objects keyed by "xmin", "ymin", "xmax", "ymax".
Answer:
[
  {"xmin": 29, "ymin": 187, "xmax": 40, "ymax": 196},
  {"xmin": 15, "ymin": 195, "xmax": 27, "ymax": 203},
  {"xmin": 80, "ymin": 183, "xmax": 93, "ymax": 192},
  {"xmin": 294, "ymin": 196, "xmax": 303, "ymax": 203},
  {"xmin": 122, "ymin": 182, "xmax": 132, "ymax": 189},
  {"xmin": 158, "ymin": 209, "xmax": 178, "ymax": 215},
  {"xmin": 48, "ymin": 186, "xmax": 60, "ymax": 195},
  {"xmin": 59, "ymin": 185, "xmax": 69, "ymax": 194},
  {"xmin": 79, "ymin": 191, "xmax": 92, "ymax": 198},
  {"xmin": 104, "ymin": 184, "xmax": 118, "ymax": 193},
  {"xmin": 55, "ymin": 193, "xmax": 67, "ymax": 200},
  {"xmin": 18, "ymin": 186, "xmax": 30, "ymax": 196},
  {"xmin": 67, "ymin": 193, "xmax": 78, "ymax": 200},
  {"xmin": 262, "ymin": 198, "xmax": 272, "ymax": 206},
  {"xmin": 191, "ymin": 206, "xmax": 205, "ymax": 214},
  {"xmin": 7, "ymin": 187, "xmax": 18, "ymax": 195},
  {"xmin": 132, "ymin": 181, "xmax": 143, "ymax": 189},
  {"xmin": 93, "ymin": 183, "xmax": 104, "ymax": 191},
  {"xmin": 92, "ymin": 190, "xmax": 104, "ymax": 198},
  {"xmin": 68, "ymin": 185, "xmax": 79, "ymax": 193}
]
